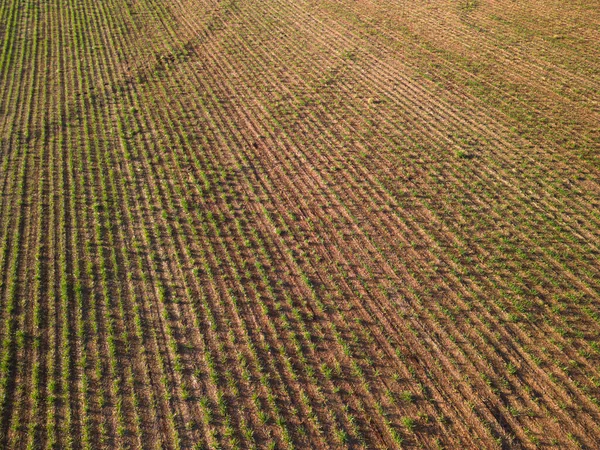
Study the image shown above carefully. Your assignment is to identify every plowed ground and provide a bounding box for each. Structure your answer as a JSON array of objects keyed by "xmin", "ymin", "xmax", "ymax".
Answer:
[{"xmin": 0, "ymin": 0, "xmax": 599, "ymax": 448}]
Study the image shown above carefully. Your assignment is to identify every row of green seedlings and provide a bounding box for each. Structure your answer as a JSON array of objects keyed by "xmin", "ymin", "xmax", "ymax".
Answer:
[
  {"xmin": 27, "ymin": 81, "xmax": 52, "ymax": 450},
  {"xmin": 55, "ymin": 0, "xmax": 193, "ymax": 447},
  {"xmin": 21, "ymin": 0, "xmax": 54, "ymax": 449},
  {"xmin": 108, "ymin": 15, "xmax": 258, "ymax": 444},
  {"xmin": 110, "ymin": 60, "xmax": 248, "ymax": 450},
  {"xmin": 268, "ymin": 0, "xmax": 600, "ymax": 304},
  {"xmin": 0, "ymin": 10, "xmax": 38, "ymax": 437},
  {"xmin": 119, "ymin": 13, "xmax": 370, "ymax": 442},
  {"xmin": 98, "ymin": 1, "xmax": 268, "ymax": 448},
  {"xmin": 204, "ymin": 12, "xmax": 448, "ymax": 444},
  {"xmin": 0, "ymin": 78, "xmax": 26, "ymax": 444},
  {"xmin": 115, "ymin": 5, "xmax": 336, "ymax": 448},
  {"xmin": 199, "ymin": 13, "xmax": 466, "ymax": 442},
  {"xmin": 241, "ymin": 9, "xmax": 600, "ymax": 440},
  {"xmin": 0, "ymin": 0, "xmax": 29, "ymax": 242},
  {"xmin": 0, "ymin": 137, "xmax": 19, "ymax": 295},
  {"xmin": 83, "ymin": 0, "xmax": 203, "ymax": 446},
  {"xmin": 162, "ymin": 24, "xmax": 422, "ymax": 446},
  {"xmin": 40, "ymin": 31, "xmax": 63, "ymax": 447},
  {"xmin": 0, "ymin": 0, "xmax": 40, "ymax": 357},
  {"xmin": 196, "ymin": 11, "xmax": 520, "ymax": 446},
  {"xmin": 330, "ymin": 0, "xmax": 599, "ymax": 158},
  {"xmin": 150, "ymin": 36, "xmax": 371, "ymax": 448},
  {"xmin": 123, "ymin": 53, "xmax": 321, "ymax": 447},
  {"xmin": 366, "ymin": 136, "xmax": 600, "ymax": 426},
  {"xmin": 324, "ymin": 115, "xmax": 600, "ymax": 442},
  {"xmin": 253, "ymin": 172, "xmax": 458, "ymax": 448},
  {"xmin": 0, "ymin": 0, "xmax": 26, "ymax": 117},
  {"xmin": 70, "ymin": 0, "xmax": 143, "ymax": 445},
  {"xmin": 106, "ymin": 0, "xmax": 528, "ymax": 446},
  {"xmin": 159, "ymin": 42, "xmax": 392, "ymax": 446},
  {"xmin": 290, "ymin": 0, "xmax": 600, "ymax": 296}
]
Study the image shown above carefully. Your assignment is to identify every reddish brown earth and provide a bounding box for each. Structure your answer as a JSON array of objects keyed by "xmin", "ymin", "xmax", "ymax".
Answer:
[{"xmin": 0, "ymin": 0, "xmax": 599, "ymax": 448}]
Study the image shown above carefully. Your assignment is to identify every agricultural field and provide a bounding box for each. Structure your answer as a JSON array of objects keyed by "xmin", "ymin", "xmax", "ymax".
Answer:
[{"xmin": 0, "ymin": 0, "xmax": 599, "ymax": 448}]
